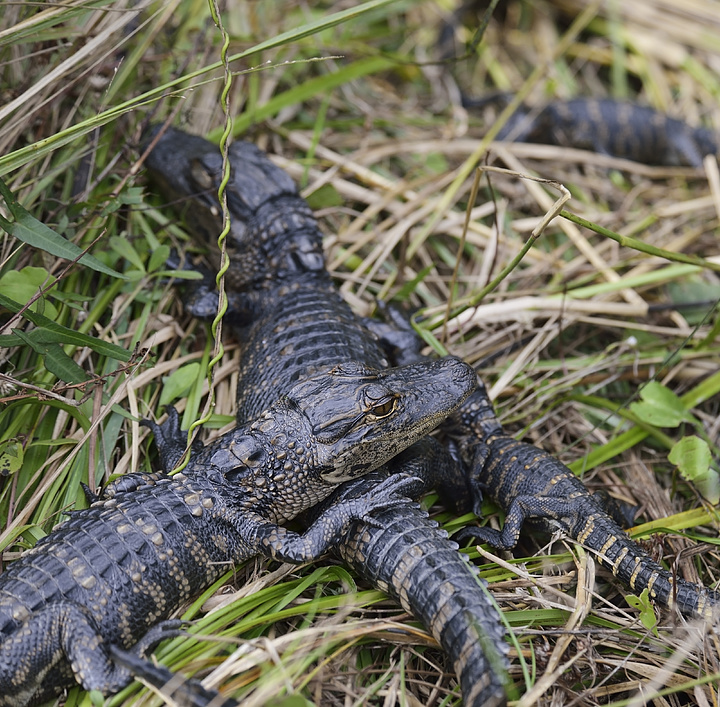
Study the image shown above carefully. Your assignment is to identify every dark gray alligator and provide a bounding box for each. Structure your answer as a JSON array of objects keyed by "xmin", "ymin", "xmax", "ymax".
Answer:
[
  {"xmin": 462, "ymin": 94, "xmax": 718, "ymax": 167},
  {"xmin": 447, "ymin": 382, "xmax": 720, "ymax": 622},
  {"xmin": 0, "ymin": 358, "xmax": 476, "ymax": 707},
  {"xmin": 144, "ymin": 125, "xmax": 510, "ymax": 706}
]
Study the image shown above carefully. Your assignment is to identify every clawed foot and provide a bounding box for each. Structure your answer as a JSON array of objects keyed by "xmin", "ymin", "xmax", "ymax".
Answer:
[
  {"xmin": 452, "ymin": 525, "xmax": 505, "ymax": 550},
  {"xmin": 134, "ymin": 618, "xmax": 188, "ymax": 656},
  {"xmin": 344, "ymin": 473, "xmax": 422, "ymax": 527},
  {"xmin": 108, "ymin": 639, "xmax": 237, "ymax": 707},
  {"xmin": 142, "ymin": 406, "xmax": 203, "ymax": 473}
]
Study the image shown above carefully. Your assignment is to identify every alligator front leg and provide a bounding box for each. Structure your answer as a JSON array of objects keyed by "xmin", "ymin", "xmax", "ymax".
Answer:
[
  {"xmin": 241, "ymin": 473, "xmax": 419, "ymax": 563},
  {"xmin": 143, "ymin": 405, "xmax": 205, "ymax": 473}
]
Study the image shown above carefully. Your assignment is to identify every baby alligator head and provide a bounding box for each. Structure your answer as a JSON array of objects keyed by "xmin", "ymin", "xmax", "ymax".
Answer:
[
  {"xmin": 201, "ymin": 357, "xmax": 476, "ymax": 521},
  {"xmin": 143, "ymin": 125, "xmax": 325, "ymax": 289}
]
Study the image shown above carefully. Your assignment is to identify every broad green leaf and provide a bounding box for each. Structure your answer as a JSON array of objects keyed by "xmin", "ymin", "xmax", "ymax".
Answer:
[
  {"xmin": 109, "ymin": 235, "xmax": 145, "ymax": 272},
  {"xmin": 669, "ymin": 436, "xmax": 719, "ymax": 504},
  {"xmin": 624, "ymin": 589, "xmax": 659, "ymax": 636},
  {"xmin": 629, "ymin": 381, "xmax": 698, "ymax": 428},
  {"xmin": 0, "ymin": 327, "xmax": 95, "ymax": 348},
  {"xmin": 159, "ymin": 363, "xmax": 201, "ymax": 407},
  {"xmin": 0, "ymin": 176, "xmax": 127, "ymax": 279},
  {"xmin": 0, "ymin": 439, "xmax": 24, "ymax": 477},
  {"xmin": 0, "ymin": 293, "xmax": 131, "ymax": 362},
  {"xmin": 13, "ymin": 329, "xmax": 89, "ymax": 384},
  {"xmin": 148, "ymin": 244, "xmax": 171, "ymax": 273},
  {"xmin": 306, "ymin": 183, "xmax": 343, "ymax": 210},
  {"xmin": 0, "ymin": 266, "xmax": 58, "ymax": 319}
]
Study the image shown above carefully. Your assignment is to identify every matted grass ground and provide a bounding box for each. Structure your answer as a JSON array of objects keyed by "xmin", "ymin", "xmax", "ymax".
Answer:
[{"xmin": 1, "ymin": 1, "xmax": 719, "ymax": 705}]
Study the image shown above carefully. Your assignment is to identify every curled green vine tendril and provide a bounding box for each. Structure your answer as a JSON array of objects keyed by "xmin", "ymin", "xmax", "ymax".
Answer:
[{"xmin": 171, "ymin": 0, "xmax": 233, "ymax": 473}]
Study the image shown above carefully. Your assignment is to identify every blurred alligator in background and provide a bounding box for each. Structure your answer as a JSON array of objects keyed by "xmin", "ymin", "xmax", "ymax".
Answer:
[{"xmin": 462, "ymin": 94, "xmax": 717, "ymax": 167}]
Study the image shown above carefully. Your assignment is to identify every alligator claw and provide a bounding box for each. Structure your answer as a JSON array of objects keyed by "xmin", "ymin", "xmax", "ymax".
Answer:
[
  {"xmin": 134, "ymin": 618, "xmax": 188, "ymax": 656},
  {"xmin": 350, "ymin": 473, "xmax": 423, "ymax": 525},
  {"xmin": 142, "ymin": 406, "xmax": 204, "ymax": 473}
]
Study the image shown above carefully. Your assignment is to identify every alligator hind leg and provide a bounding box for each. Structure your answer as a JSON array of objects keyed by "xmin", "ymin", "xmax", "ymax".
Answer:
[
  {"xmin": 455, "ymin": 491, "xmax": 604, "ymax": 551},
  {"xmin": 108, "ymin": 644, "xmax": 238, "ymax": 707},
  {"xmin": 0, "ymin": 603, "xmax": 184, "ymax": 705},
  {"xmin": 593, "ymin": 489, "xmax": 638, "ymax": 528}
]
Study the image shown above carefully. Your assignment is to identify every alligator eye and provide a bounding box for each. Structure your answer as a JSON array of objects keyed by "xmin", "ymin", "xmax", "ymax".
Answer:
[{"xmin": 370, "ymin": 398, "xmax": 396, "ymax": 418}]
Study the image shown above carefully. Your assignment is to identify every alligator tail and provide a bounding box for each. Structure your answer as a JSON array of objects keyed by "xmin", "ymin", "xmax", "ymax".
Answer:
[
  {"xmin": 339, "ymin": 504, "xmax": 510, "ymax": 707},
  {"xmin": 578, "ymin": 513, "xmax": 720, "ymax": 622}
]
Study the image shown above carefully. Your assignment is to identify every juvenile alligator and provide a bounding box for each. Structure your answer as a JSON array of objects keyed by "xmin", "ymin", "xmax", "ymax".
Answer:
[
  {"xmin": 462, "ymin": 94, "xmax": 718, "ymax": 167},
  {"xmin": 145, "ymin": 125, "xmax": 510, "ymax": 706},
  {"xmin": 447, "ymin": 382, "xmax": 720, "ymax": 622},
  {"xmin": 0, "ymin": 358, "xmax": 475, "ymax": 707}
]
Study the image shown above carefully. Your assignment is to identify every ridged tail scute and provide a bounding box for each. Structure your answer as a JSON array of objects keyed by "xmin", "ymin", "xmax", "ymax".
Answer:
[{"xmin": 339, "ymin": 504, "xmax": 509, "ymax": 707}]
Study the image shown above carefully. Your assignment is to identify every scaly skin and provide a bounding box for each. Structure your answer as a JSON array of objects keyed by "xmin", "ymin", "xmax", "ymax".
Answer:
[
  {"xmin": 462, "ymin": 95, "xmax": 718, "ymax": 167},
  {"xmin": 145, "ymin": 125, "xmax": 510, "ymax": 706},
  {"xmin": 448, "ymin": 383, "xmax": 720, "ymax": 622},
  {"xmin": 317, "ymin": 461, "xmax": 510, "ymax": 707},
  {"xmin": 0, "ymin": 359, "xmax": 474, "ymax": 707}
]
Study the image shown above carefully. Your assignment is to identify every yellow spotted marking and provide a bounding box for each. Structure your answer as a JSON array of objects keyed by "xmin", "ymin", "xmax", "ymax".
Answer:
[
  {"xmin": 598, "ymin": 535, "xmax": 617, "ymax": 559},
  {"xmin": 576, "ymin": 518, "xmax": 595, "ymax": 544},
  {"xmin": 80, "ymin": 575, "xmax": 97, "ymax": 589},
  {"xmin": 116, "ymin": 523, "xmax": 133, "ymax": 535},
  {"xmin": 184, "ymin": 493, "xmax": 200, "ymax": 506},
  {"xmin": 612, "ymin": 546, "xmax": 629, "ymax": 575},
  {"xmin": 12, "ymin": 606, "xmax": 29, "ymax": 623},
  {"xmin": 67, "ymin": 557, "xmax": 84, "ymax": 572},
  {"xmin": 628, "ymin": 557, "xmax": 643, "ymax": 589},
  {"xmin": 696, "ymin": 596, "xmax": 714, "ymax": 621}
]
